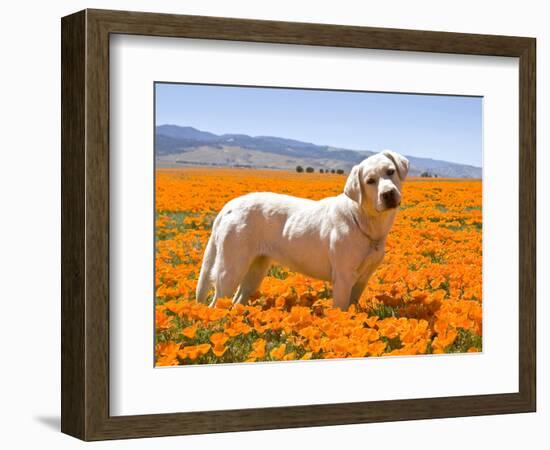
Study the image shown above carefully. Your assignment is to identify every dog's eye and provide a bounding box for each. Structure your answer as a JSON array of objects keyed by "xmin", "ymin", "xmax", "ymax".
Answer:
[
  {"xmin": 387, "ymin": 169, "xmax": 395, "ymax": 176},
  {"xmin": 366, "ymin": 178, "xmax": 376, "ymax": 185}
]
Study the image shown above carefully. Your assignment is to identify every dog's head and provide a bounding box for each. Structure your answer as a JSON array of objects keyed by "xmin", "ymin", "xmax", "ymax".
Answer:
[{"xmin": 344, "ymin": 150, "xmax": 409, "ymax": 214}]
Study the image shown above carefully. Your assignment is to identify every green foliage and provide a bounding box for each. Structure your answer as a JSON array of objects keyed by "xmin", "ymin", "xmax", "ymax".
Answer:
[
  {"xmin": 381, "ymin": 335, "xmax": 403, "ymax": 352},
  {"xmin": 268, "ymin": 265, "xmax": 289, "ymax": 280},
  {"xmin": 368, "ymin": 303, "xmax": 397, "ymax": 320},
  {"xmin": 445, "ymin": 328, "xmax": 482, "ymax": 353},
  {"xmin": 421, "ymin": 250, "xmax": 446, "ymax": 264}
]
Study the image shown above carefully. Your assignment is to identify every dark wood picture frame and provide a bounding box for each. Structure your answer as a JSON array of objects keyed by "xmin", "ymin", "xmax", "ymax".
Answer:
[{"xmin": 61, "ymin": 9, "xmax": 536, "ymax": 441}]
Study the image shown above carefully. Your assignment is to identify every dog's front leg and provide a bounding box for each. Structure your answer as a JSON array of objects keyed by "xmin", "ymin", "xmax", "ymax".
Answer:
[
  {"xmin": 349, "ymin": 281, "xmax": 367, "ymax": 307},
  {"xmin": 332, "ymin": 272, "xmax": 356, "ymax": 310}
]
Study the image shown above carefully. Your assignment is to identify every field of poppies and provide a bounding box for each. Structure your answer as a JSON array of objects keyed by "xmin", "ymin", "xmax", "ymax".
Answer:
[{"xmin": 155, "ymin": 167, "xmax": 482, "ymax": 366}]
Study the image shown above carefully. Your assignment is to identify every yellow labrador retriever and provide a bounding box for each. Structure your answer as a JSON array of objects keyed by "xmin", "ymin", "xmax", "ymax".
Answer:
[{"xmin": 196, "ymin": 150, "xmax": 409, "ymax": 310}]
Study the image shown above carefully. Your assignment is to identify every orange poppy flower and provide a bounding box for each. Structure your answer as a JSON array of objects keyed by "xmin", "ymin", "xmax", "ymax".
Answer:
[
  {"xmin": 178, "ymin": 343, "xmax": 211, "ymax": 360},
  {"xmin": 270, "ymin": 344, "xmax": 287, "ymax": 360},
  {"xmin": 248, "ymin": 339, "xmax": 266, "ymax": 360},
  {"xmin": 181, "ymin": 324, "xmax": 197, "ymax": 339}
]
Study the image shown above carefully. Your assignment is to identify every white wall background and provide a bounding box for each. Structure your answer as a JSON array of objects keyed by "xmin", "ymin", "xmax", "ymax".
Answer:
[{"xmin": 0, "ymin": 0, "xmax": 545, "ymax": 448}]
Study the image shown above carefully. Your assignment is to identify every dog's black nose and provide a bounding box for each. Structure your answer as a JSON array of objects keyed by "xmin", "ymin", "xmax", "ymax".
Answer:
[{"xmin": 382, "ymin": 189, "xmax": 399, "ymax": 208}]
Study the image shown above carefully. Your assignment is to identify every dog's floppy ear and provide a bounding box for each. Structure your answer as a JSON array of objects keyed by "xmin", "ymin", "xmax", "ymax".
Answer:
[
  {"xmin": 344, "ymin": 164, "xmax": 363, "ymax": 204},
  {"xmin": 382, "ymin": 150, "xmax": 409, "ymax": 181}
]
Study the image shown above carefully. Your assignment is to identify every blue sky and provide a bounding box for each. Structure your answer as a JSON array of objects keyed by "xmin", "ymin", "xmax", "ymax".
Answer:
[{"xmin": 155, "ymin": 83, "xmax": 482, "ymax": 167}]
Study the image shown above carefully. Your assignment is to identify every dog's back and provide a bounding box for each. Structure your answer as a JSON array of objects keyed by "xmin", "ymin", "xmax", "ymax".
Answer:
[{"xmin": 196, "ymin": 192, "xmax": 325, "ymax": 304}]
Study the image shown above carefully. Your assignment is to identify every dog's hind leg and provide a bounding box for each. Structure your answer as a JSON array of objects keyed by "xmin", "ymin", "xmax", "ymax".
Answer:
[
  {"xmin": 210, "ymin": 268, "xmax": 245, "ymax": 307},
  {"xmin": 233, "ymin": 256, "xmax": 271, "ymax": 305},
  {"xmin": 209, "ymin": 244, "xmax": 254, "ymax": 307},
  {"xmin": 196, "ymin": 235, "xmax": 217, "ymax": 304}
]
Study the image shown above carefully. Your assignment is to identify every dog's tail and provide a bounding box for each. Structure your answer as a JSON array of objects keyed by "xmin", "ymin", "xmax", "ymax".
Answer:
[{"xmin": 195, "ymin": 229, "xmax": 217, "ymax": 304}]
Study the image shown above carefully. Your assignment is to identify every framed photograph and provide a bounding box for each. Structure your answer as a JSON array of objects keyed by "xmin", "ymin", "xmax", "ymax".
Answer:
[{"xmin": 61, "ymin": 9, "xmax": 536, "ymax": 441}]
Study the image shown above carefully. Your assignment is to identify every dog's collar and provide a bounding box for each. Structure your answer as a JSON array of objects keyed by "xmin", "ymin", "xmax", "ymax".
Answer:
[{"xmin": 350, "ymin": 210, "xmax": 381, "ymax": 251}]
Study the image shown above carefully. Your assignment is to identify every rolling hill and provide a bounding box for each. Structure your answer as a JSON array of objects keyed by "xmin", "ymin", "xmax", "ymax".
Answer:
[{"xmin": 155, "ymin": 124, "xmax": 482, "ymax": 178}]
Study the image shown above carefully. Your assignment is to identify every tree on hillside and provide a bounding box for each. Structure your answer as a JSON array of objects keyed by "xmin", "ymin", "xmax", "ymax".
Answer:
[
  {"xmin": 296, "ymin": 165, "xmax": 304, "ymax": 173},
  {"xmin": 306, "ymin": 167, "xmax": 314, "ymax": 173},
  {"xmin": 336, "ymin": 169, "xmax": 344, "ymax": 175}
]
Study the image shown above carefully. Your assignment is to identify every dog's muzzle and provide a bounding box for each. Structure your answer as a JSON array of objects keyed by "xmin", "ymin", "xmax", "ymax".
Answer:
[{"xmin": 381, "ymin": 189, "xmax": 400, "ymax": 209}]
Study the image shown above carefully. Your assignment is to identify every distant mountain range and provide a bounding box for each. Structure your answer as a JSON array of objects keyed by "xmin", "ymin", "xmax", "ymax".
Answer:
[{"xmin": 155, "ymin": 124, "xmax": 482, "ymax": 178}]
